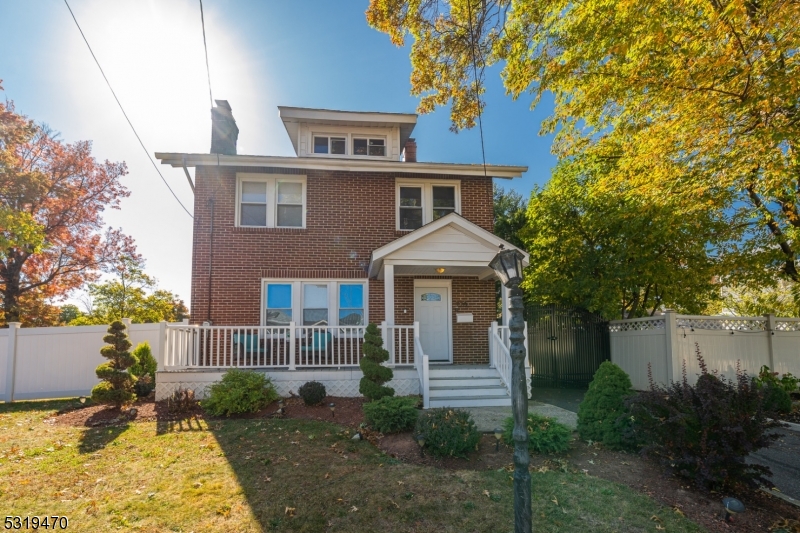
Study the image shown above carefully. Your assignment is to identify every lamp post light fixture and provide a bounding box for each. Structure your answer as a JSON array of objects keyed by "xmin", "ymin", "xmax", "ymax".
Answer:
[
  {"xmin": 489, "ymin": 248, "xmax": 531, "ymax": 533},
  {"xmin": 721, "ymin": 497, "xmax": 745, "ymax": 522},
  {"xmin": 494, "ymin": 427, "xmax": 503, "ymax": 452},
  {"xmin": 415, "ymin": 434, "xmax": 426, "ymax": 457},
  {"xmin": 329, "ymin": 403, "xmax": 336, "ymax": 418}
]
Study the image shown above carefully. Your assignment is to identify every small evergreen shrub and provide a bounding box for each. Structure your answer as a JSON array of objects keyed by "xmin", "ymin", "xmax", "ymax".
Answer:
[
  {"xmin": 91, "ymin": 320, "xmax": 137, "ymax": 408},
  {"xmin": 577, "ymin": 361, "xmax": 635, "ymax": 450},
  {"xmin": 130, "ymin": 342, "xmax": 157, "ymax": 397},
  {"xmin": 415, "ymin": 408, "xmax": 480, "ymax": 458},
  {"xmin": 501, "ymin": 413, "xmax": 572, "ymax": 454},
  {"xmin": 363, "ymin": 396, "xmax": 419, "ymax": 433},
  {"xmin": 298, "ymin": 381, "xmax": 327, "ymax": 406},
  {"xmin": 627, "ymin": 345, "xmax": 781, "ymax": 490},
  {"xmin": 756, "ymin": 366, "xmax": 795, "ymax": 415},
  {"xmin": 201, "ymin": 369, "xmax": 279, "ymax": 417},
  {"xmin": 359, "ymin": 323, "xmax": 394, "ymax": 401},
  {"xmin": 167, "ymin": 388, "xmax": 198, "ymax": 414}
]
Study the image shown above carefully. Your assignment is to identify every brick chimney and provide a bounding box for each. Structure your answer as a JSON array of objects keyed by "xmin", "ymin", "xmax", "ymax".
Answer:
[
  {"xmin": 210, "ymin": 100, "xmax": 239, "ymax": 155},
  {"xmin": 403, "ymin": 138, "xmax": 417, "ymax": 162}
]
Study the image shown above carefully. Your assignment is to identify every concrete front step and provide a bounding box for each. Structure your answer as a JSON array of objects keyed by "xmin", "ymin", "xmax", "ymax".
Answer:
[
  {"xmin": 428, "ymin": 366, "xmax": 498, "ymax": 379},
  {"xmin": 429, "ymin": 384, "xmax": 509, "ymax": 398},
  {"xmin": 428, "ymin": 376, "xmax": 503, "ymax": 388},
  {"xmin": 430, "ymin": 395, "xmax": 512, "ymax": 408}
]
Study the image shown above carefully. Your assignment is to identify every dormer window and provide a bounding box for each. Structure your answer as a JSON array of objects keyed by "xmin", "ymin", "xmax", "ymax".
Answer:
[
  {"xmin": 353, "ymin": 137, "xmax": 385, "ymax": 157},
  {"xmin": 313, "ymin": 136, "xmax": 346, "ymax": 155}
]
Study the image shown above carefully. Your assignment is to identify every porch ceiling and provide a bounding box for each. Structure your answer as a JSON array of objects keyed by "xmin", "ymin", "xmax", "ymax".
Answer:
[{"xmin": 369, "ymin": 213, "xmax": 529, "ymax": 280}]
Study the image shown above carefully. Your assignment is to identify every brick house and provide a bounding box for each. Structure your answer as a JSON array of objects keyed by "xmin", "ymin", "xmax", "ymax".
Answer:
[{"xmin": 154, "ymin": 102, "xmax": 529, "ymax": 407}]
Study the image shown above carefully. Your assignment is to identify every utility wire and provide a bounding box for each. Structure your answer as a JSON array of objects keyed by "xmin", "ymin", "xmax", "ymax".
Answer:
[
  {"xmin": 199, "ymin": 0, "xmax": 214, "ymax": 108},
  {"xmin": 466, "ymin": 0, "xmax": 489, "ymax": 179},
  {"xmin": 62, "ymin": 0, "xmax": 194, "ymax": 218}
]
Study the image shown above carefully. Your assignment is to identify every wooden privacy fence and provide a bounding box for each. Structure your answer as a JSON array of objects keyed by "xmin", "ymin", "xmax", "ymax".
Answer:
[
  {"xmin": 1, "ymin": 320, "xmax": 174, "ymax": 402},
  {"xmin": 610, "ymin": 311, "xmax": 800, "ymax": 390}
]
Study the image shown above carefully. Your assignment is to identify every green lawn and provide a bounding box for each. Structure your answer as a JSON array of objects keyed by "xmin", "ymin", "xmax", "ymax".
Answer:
[{"xmin": 0, "ymin": 400, "xmax": 704, "ymax": 532}]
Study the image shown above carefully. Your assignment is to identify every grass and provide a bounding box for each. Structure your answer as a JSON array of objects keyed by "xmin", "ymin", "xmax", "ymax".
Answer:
[{"xmin": 0, "ymin": 399, "xmax": 705, "ymax": 532}]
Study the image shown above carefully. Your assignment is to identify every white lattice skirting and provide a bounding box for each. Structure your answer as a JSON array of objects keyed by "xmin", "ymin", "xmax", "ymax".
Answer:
[{"xmin": 155, "ymin": 368, "xmax": 420, "ymax": 400}]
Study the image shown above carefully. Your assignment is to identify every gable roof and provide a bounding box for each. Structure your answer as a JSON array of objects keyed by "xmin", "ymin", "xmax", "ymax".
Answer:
[{"xmin": 368, "ymin": 212, "xmax": 529, "ymax": 279}]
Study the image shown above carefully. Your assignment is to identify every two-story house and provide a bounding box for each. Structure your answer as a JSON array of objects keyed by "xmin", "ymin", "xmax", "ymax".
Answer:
[{"xmin": 154, "ymin": 101, "xmax": 529, "ymax": 407}]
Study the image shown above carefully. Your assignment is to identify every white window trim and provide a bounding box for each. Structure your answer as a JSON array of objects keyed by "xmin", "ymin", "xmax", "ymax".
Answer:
[
  {"xmin": 395, "ymin": 178, "xmax": 461, "ymax": 231},
  {"xmin": 261, "ymin": 279, "xmax": 369, "ymax": 329},
  {"xmin": 312, "ymin": 134, "xmax": 347, "ymax": 156},
  {"xmin": 306, "ymin": 126, "xmax": 393, "ymax": 160},
  {"xmin": 236, "ymin": 173, "xmax": 307, "ymax": 229}
]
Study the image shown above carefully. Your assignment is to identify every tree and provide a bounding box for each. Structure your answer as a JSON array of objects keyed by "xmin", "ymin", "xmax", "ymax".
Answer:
[
  {"xmin": 493, "ymin": 184, "xmax": 526, "ymax": 249},
  {"xmin": 70, "ymin": 253, "xmax": 189, "ymax": 325},
  {"xmin": 91, "ymin": 320, "xmax": 137, "ymax": 409},
  {"xmin": 0, "ymin": 83, "xmax": 132, "ymax": 324},
  {"xmin": 359, "ymin": 323, "xmax": 395, "ymax": 401},
  {"xmin": 708, "ymin": 280, "xmax": 800, "ymax": 317},
  {"xmin": 521, "ymin": 156, "xmax": 736, "ymax": 319},
  {"xmin": 367, "ymin": 0, "xmax": 800, "ymax": 287}
]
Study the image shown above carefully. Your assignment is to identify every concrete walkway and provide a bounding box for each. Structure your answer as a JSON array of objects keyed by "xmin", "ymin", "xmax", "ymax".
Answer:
[
  {"xmin": 748, "ymin": 425, "xmax": 800, "ymax": 502},
  {"xmin": 463, "ymin": 401, "xmax": 577, "ymax": 433}
]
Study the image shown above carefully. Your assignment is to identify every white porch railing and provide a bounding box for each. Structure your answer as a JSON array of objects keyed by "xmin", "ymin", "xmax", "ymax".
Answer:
[
  {"xmin": 413, "ymin": 322, "xmax": 430, "ymax": 409},
  {"xmin": 379, "ymin": 322, "xmax": 416, "ymax": 366},
  {"xmin": 490, "ymin": 321, "xmax": 532, "ymax": 398}
]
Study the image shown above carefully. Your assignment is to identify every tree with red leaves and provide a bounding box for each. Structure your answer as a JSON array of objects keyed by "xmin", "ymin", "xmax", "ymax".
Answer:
[{"xmin": 0, "ymin": 81, "xmax": 134, "ymax": 325}]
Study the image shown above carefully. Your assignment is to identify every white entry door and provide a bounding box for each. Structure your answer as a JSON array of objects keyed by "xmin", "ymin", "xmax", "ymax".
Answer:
[{"xmin": 414, "ymin": 283, "xmax": 451, "ymax": 362}]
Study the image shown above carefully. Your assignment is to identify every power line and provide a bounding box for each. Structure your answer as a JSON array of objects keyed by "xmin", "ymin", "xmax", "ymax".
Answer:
[
  {"xmin": 62, "ymin": 0, "xmax": 194, "ymax": 218},
  {"xmin": 466, "ymin": 0, "xmax": 489, "ymax": 179},
  {"xmin": 199, "ymin": 0, "xmax": 214, "ymax": 109}
]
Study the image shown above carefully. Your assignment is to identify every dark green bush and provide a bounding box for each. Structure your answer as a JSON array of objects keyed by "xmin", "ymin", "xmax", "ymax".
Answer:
[
  {"xmin": 130, "ymin": 342, "xmax": 157, "ymax": 397},
  {"xmin": 756, "ymin": 366, "xmax": 794, "ymax": 415},
  {"xmin": 363, "ymin": 396, "xmax": 419, "ymax": 433},
  {"xmin": 201, "ymin": 369, "xmax": 279, "ymax": 417},
  {"xmin": 298, "ymin": 381, "xmax": 327, "ymax": 406},
  {"xmin": 627, "ymin": 346, "xmax": 781, "ymax": 490},
  {"xmin": 91, "ymin": 321, "xmax": 137, "ymax": 408},
  {"xmin": 359, "ymin": 323, "xmax": 394, "ymax": 401},
  {"xmin": 501, "ymin": 413, "xmax": 572, "ymax": 454},
  {"xmin": 415, "ymin": 408, "xmax": 480, "ymax": 458},
  {"xmin": 577, "ymin": 361, "xmax": 635, "ymax": 450}
]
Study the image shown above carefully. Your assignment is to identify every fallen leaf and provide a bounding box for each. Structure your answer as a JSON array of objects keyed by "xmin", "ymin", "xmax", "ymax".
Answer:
[
  {"xmin": 285, "ymin": 506, "xmax": 296, "ymax": 517},
  {"xmin": 483, "ymin": 490, "xmax": 491, "ymax": 498},
  {"xmin": 552, "ymin": 497, "xmax": 559, "ymax": 506},
  {"xmin": 264, "ymin": 477, "xmax": 271, "ymax": 483},
  {"xmin": 350, "ymin": 506, "xmax": 358, "ymax": 513},
  {"xmin": 324, "ymin": 473, "xmax": 330, "ymax": 479},
  {"xmin": 650, "ymin": 515, "xmax": 662, "ymax": 522}
]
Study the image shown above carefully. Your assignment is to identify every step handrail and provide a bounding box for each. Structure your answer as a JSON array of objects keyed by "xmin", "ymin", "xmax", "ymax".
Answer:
[{"xmin": 490, "ymin": 321, "xmax": 513, "ymax": 395}]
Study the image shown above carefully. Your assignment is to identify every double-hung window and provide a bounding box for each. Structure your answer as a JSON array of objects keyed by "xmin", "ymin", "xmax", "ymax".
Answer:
[
  {"xmin": 263, "ymin": 280, "xmax": 367, "ymax": 328},
  {"xmin": 237, "ymin": 174, "xmax": 306, "ymax": 228},
  {"xmin": 303, "ymin": 284, "xmax": 329, "ymax": 326},
  {"xmin": 353, "ymin": 137, "xmax": 385, "ymax": 157},
  {"xmin": 265, "ymin": 284, "xmax": 293, "ymax": 326},
  {"xmin": 338, "ymin": 284, "xmax": 364, "ymax": 326},
  {"xmin": 396, "ymin": 180, "xmax": 460, "ymax": 231},
  {"xmin": 313, "ymin": 136, "xmax": 346, "ymax": 155}
]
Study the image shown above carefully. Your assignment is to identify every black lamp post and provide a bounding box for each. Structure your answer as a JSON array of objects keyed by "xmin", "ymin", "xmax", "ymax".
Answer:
[{"xmin": 489, "ymin": 248, "xmax": 531, "ymax": 533}]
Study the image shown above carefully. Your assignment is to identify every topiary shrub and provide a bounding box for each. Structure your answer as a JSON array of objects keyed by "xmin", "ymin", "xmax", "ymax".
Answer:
[
  {"xmin": 130, "ymin": 341, "xmax": 157, "ymax": 397},
  {"xmin": 501, "ymin": 413, "xmax": 572, "ymax": 454},
  {"xmin": 359, "ymin": 323, "xmax": 394, "ymax": 401},
  {"xmin": 415, "ymin": 408, "xmax": 480, "ymax": 458},
  {"xmin": 201, "ymin": 369, "xmax": 279, "ymax": 417},
  {"xmin": 363, "ymin": 396, "xmax": 419, "ymax": 433},
  {"xmin": 577, "ymin": 361, "xmax": 635, "ymax": 450},
  {"xmin": 91, "ymin": 320, "xmax": 137, "ymax": 409},
  {"xmin": 298, "ymin": 381, "xmax": 327, "ymax": 406},
  {"xmin": 627, "ymin": 345, "xmax": 782, "ymax": 491}
]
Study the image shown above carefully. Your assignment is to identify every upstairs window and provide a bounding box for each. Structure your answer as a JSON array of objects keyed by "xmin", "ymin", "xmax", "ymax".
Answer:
[
  {"xmin": 396, "ymin": 180, "xmax": 461, "ymax": 231},
  {"xmin": 353, "ymin": 137, "xmax": 385, "ymax": 157},
  {"xmin": 313, "ymin": 136, "xmax": 346, "ymax": 155},
  {"xmin": 237, "ymin": 174, "xmax": 306, "ymax": 228}
]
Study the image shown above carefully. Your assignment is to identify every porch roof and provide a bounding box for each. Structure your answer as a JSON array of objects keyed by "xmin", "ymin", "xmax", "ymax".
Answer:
[{"xmin": 368, "ymin": 213, "xmax": 530, "ymax": 280}]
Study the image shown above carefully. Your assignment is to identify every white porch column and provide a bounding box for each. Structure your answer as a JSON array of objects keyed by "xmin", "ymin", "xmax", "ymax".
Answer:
[{"xmin": 384, "ymin": 264, "xmax": 395, "ymax": 325}]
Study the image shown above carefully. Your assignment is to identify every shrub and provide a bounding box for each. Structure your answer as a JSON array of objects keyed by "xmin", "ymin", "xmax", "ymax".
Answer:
[
  {"xmin": 415, "ymin": 408, "xmax": 480, "ymax": 458},
  {"xmin": 359, "ymin": 323, "xmax": 394, "ymax": 401},
  {"xmin": 130, "ymin": 342, "xmax": 157, "ymax": 397},
  {"xmin": 91, "ymin": 320, "xmax": 137, "ymax": 408},
  {"xmin": 298, "ymin": 381, "xmax": 327, "ymax": 406},
  {"xmin": 363, "ymin": 396, "xmax": 419, "ymax": 433},
  {"xmin": 577, "ymin": 361, "xmax": 635, "ymax": 450},
  {"xmin": 201, "ymin": 369, "xmax": 279, "ymax": 417},
  {"xmin": 627, "ymin": 345, "xmax": 781, "ymax": 490},
  {"xmin": 167, "ymin": 388, "xmax": 198, "ymax": 414},
  {"xmin": 501, "ymin": 413, "xmax": 572, "ymax": 454},
  {"xmin": 756, "ymin": 366, "xmax": 795, "ymax": 415}
]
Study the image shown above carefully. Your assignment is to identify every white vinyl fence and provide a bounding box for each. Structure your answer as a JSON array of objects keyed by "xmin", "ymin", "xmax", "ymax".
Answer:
[
  {"xmin": 610, "ymin": 311, "xmax": 800, "ymax": 390},
  {"xmin": 1, "ymin": 319, "xmax": 177, "ymax": 402}
]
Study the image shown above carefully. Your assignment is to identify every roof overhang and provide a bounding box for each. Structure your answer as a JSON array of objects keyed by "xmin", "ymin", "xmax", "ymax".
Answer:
[
  {"xmin": 278, "ymin": 106, "xmax": 418, "ymax": 156},
  {"xmin": 155, "ymin": 153, "xmax": 527, "ymax": 179},
  {"xmin": 369, "ymin": 213, "xmax": 530, "ymax": 280}
]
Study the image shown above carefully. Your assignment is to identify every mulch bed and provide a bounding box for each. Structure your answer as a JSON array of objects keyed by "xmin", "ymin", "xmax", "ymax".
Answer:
[{"xmin": 50, "ymin": 398, "xmax": 800, "ymax": 532}]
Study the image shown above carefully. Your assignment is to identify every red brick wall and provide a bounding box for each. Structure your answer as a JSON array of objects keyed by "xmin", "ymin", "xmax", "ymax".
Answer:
[{"xmin": 190, "ymin": 165, "xmax": 495, "ymax": 362}]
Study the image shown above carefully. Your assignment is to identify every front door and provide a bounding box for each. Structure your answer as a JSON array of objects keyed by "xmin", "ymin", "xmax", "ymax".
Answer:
[{"xmin": 414, "ymin": 283, "xmax": 451, "ymax": 362}]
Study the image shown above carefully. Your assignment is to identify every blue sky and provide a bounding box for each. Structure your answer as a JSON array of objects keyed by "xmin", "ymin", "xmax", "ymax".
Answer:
[{"xmin": 0, "ymin": 0, "xmax": 556, "ymax": 309}]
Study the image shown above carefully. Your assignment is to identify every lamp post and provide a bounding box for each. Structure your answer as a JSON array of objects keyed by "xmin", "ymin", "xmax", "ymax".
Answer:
[{"xmin": 489, "ymin": 248, "xmax": 531, "ymax": 533}]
